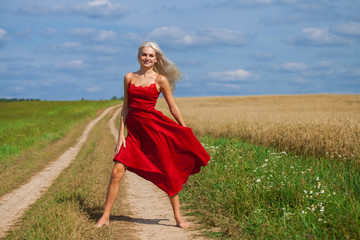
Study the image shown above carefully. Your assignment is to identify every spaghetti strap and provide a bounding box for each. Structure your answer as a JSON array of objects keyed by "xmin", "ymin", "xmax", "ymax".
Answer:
[
  {"xmin": 130, "ymin": 72, "xmax": 134, "ymax": 83},
  {"xmin": 155, "ymin": 74, "xmax": 160, "ymax": 83}
]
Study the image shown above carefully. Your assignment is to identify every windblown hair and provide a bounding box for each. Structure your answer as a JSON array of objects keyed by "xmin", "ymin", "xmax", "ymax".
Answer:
[{"xmin": 138, "ymin": 41, "xmax": 182, "ymax": 91}]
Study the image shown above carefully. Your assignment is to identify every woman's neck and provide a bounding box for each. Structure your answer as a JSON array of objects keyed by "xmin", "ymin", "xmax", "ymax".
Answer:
[{"xmin": 138, "ymin": 67, "xmax": 156, "ymax": 78}]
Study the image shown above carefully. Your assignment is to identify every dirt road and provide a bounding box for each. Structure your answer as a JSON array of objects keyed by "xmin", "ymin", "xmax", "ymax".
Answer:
[{"xmin": 0, "ymin": 104, "xmax": 205, "ymax": 239}]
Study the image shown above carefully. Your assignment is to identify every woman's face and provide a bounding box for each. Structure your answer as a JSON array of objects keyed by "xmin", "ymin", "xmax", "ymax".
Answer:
[{"xmin": 139, "ymin": 47, "xmax": 157, "ymax": 69}]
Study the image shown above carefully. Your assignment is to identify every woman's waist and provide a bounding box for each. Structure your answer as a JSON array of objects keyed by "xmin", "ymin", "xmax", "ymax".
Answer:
[{"xmin": 128, "ymin": 105, "xmax": 157, "ymax": 113}]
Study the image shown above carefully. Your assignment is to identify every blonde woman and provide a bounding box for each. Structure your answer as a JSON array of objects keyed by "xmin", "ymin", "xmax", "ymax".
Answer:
[{"xmin": 96, "ymin": 42, "xmax": 210, "ymax": 229}]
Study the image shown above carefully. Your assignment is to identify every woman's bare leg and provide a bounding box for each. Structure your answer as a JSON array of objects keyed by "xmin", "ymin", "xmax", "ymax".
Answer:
[
  {"xmin": 169, "ymin": 194, "xmax": 190, "ymax": 229},
  {"xmin": 96, "ymin": 162, "xmax": 127, "ymax": 227}
]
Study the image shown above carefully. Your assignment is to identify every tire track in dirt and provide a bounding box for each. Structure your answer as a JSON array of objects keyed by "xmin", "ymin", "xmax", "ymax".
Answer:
[
  {"xmin": 0, "ymin": 104, "xmax": 120, "ymax": 238},
  {"xmin": 108, "ymin": 106, "xmax": 205, "ymax": 240}
]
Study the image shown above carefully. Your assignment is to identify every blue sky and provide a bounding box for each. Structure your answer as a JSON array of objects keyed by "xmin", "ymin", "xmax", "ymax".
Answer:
[{"xmin": 0, "ymin": 0, "xmax": 359, "ymax": 100}]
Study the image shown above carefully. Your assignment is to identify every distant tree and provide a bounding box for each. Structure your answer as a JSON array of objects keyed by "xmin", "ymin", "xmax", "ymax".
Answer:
[{"xmin": 0, "ymin": 98, "xmax": 40, "ymax": 102}]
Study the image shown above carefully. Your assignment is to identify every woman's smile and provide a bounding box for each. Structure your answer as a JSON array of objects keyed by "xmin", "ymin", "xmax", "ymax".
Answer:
[{"xmin": 139, "ymin": 47, "xmax": 157, "ymax": 68}]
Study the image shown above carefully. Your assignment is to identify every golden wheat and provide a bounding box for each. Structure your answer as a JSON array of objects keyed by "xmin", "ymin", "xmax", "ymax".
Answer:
[{"xmin": 156, "ymin": 94, "xmax": 360, "ymax": 161}]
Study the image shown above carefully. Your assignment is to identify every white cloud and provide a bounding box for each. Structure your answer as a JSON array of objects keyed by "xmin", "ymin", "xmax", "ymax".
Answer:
[
  {"xmin": 316, "ymin": 61, "xmax": 334, "ymax": 68},
  {"xmin": 122, "ymin": 33, "xmax": 144, "ymax": 43},
  {"xmin": 0, "ymin": 28, "xmax": 12, "ymax": 47},
  {"xmin": 331, "ymin": 22, "xmax": 360, "ymax": 36},
  {"xmin": 281, "ymin": 62, "xmax": 307, "ymax": 72},
  {"xmin": 19, "ymin": 0, "xmax": 129, "ymax": 20},
  {"xmin": 56, "ymin": 41, "xmax": 119, "ymax": 55},
  {"xmin": 97, "ymin": 30, "xmax": 116, "ymax": 41},
  {"xmin": 222, "ymin": 83, "xmax": 243, "ymax": 90},
  {"xmin": 54, "ymin": 0, "xmax": 129, "ymax": 19},
  {"xmin": 251, "ymin": 51, "xmax": 276, "ymax": 60},
  {"xmin": 289, "ymin": 28, "xmax": 353, "ymax": 46},
  {"xmin": 68, "ymin": 28, "xmax": 116, "ymax": 41},
  {"xmin": 14, "ymin": 86, "xmax": 25, "ymax": 91},
  {"xmin": 131, "ymin": 26, "xmax": 250, "ymax": 48},
  {"xmin": 91, "ymin": 45, "xmax": 119, "ymax": 54},
  {"xmin": 68, "ymin": 28, "xmax": 97, "ymax": 36},
  {"xmin": 259, "ymin": 0, "xmax": 295, "ymax": 3},
  {"xmin": 207, "ymin": 69, "xmax": 259, "ymax": 81},
  {"xmin": 209, "ymin": 82, "xmax": 243, "ymax": 91},
  {"xmin": 87, "ymin": 86, "xmax": 102, "ymax": 93},
  {"xmin": 330, "ymin": 66, "xmax": 360, "ymax": 77},
  {"xmin": 88, "ymin": 0, "xmax": 111, "ymax": 7},
  {"xmin": 227, "ymin": 0, "xmax": 297, "ymax": 6},
  {"xmin": 61, "ymin": 41, "xmax": 82, "ymax": 48},
  {"xmin": 292, "ymin": 3, "xmax": 328, "ymax": 11},
  {"xmin": 55, "ymin": 60, "xmax": 87, "ymax": 70},
  {"xmin": 148, "ymin": 27, "xmax": 189, "ymax": 44},
  {"xmin": 40, "ymin": 27, "xmax": 57, "ymax": 37},
  {"xmin": 18, "ymin": 4, "xmax": 49, "ymax": 15}
]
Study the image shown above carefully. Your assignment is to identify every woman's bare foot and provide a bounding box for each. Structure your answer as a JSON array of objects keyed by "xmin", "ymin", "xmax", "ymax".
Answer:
[
  {"xmin": 175, "ymin": 217, "xmax": 190, "ymax": 229},
  {"xmin": 95, "ymin": 216, "xmax": 109, "ymax": 228}
]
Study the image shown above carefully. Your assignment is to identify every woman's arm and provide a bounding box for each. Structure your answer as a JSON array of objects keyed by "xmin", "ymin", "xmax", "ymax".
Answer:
[
  {"xmin": 157, "ymin": 75, "xmax": 186, "ymax": 127},
  {"xmin": 115, "ymin": 73, "xmax": 131, "ymax": 154}
]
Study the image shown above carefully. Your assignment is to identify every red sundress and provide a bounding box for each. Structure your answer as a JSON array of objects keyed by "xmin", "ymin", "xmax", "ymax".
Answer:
[{"xmin": 113, "ymin": 74, "xmax": 210, "ymax": 196}]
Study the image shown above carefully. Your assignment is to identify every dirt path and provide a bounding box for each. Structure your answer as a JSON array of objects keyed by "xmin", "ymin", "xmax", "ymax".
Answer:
[{"xmin": 0, "ymin": 104, "xmax": 206, "ymax": 239}]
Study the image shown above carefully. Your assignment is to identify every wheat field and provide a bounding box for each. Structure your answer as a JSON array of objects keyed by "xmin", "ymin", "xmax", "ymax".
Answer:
[{"xmin": 157, "ymin": 94, "xmax": 360, "ymax": 161}]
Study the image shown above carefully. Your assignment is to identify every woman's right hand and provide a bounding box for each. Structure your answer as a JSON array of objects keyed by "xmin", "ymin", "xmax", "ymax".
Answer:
[{"xmin": 115, "ymin": 135, "xmax": 126, "ymax": 154}]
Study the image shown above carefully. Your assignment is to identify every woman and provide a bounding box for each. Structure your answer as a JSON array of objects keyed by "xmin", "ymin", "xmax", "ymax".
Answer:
[{"xmin": 96, "ymin": 42, "xmax": 210, "ymax": 229}]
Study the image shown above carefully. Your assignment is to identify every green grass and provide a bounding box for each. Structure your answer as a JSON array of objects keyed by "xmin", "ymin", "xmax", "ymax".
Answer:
[
  {"xmin": 0, "ymin": 100, "xmax": 119, "ymax": 164},
  {"xmin": 182, "ymin": 136, "xmax": 360, "ymax": 239}
]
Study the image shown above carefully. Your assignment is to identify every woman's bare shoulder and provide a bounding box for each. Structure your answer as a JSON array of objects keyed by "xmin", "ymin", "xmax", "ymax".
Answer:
[
  {"xmin": 157, "ymin": 75, "xmax": 168, "ymax": 85},
  {"xmin": 124, "ymin": 72, "xmax": 133, "ymax": 83}
]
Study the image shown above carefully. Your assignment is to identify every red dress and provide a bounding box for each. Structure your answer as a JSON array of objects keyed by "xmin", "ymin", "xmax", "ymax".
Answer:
[{"xmin": 114, "ymin": 74, "xmax": 210, "ymax": 196}]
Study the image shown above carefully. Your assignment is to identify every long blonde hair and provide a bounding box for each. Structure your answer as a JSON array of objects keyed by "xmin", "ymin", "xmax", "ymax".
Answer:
[{"xmin": 138, "ymin": 42, "xmax": 181, "ymax": 91}]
